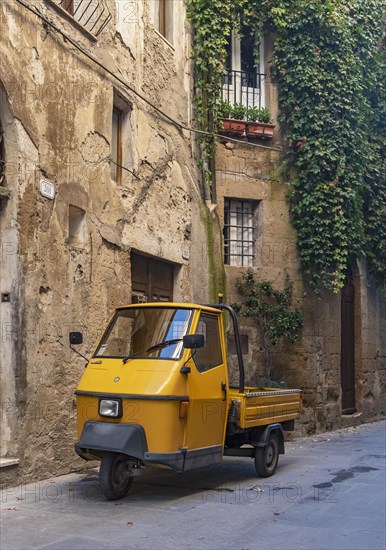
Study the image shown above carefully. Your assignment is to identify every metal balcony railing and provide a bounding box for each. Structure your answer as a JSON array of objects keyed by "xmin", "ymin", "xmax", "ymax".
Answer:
[
  {"xmin": 222, "ymin": 69, "xmax": 265, "ymax": 110},
  {"xmin": 54, "ymin": 0, "xmax": 112, "ymax": 36}
]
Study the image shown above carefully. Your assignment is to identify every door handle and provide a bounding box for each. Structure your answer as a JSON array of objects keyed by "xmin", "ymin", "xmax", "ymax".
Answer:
[{"xmin": 221, "ymin": 382, "xmax": 227, "ymax": 401}]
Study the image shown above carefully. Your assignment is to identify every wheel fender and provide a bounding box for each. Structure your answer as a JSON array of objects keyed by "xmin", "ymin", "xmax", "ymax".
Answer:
[
  {"xmin": 254, "ymin": 423, "xmax": 285, "ymax": 454},
  {"xmin": 75, "ymin": 421, "xmax": 148, "ymax": 459}
]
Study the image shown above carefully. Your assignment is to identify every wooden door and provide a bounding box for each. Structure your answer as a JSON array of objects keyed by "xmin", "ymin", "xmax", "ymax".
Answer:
[
  {"xmin": 131, "ymin": 252, "xmax": 174, "ymax": 303},
  {"xmin": 341, "ymin": 281, "xmax": 356, "ymax": 413}
]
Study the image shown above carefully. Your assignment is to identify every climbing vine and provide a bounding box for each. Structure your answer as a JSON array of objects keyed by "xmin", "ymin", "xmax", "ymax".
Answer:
[
  {"xmin": 187, "ymin": 0, "xmax": 386, "ymax": 291},
  {"xmin": 233, "ymin": 270, "xmax": 303, "ymax": 381},
  {"xmin": 185, "ymin": 0, "xmax": 234, "ymax": 186}
]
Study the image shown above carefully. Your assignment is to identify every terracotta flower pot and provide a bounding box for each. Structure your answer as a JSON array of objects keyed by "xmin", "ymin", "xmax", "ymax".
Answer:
[
  {"xmin": 245, "ymin": 121, "xmax": 275, "ymax": 139},
  {"xmin": 220, "ymin": 118, "xmax": 246, "ymax": 136}
]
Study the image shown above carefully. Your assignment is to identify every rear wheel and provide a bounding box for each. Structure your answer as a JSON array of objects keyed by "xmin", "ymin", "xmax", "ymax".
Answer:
[
  {"xmin": 254, "ymin": 433, "xmax": 279, "ymax": 477},
  {"xmin": 99, "ymin": 453, "xmax": 134, "ymax": 500}
]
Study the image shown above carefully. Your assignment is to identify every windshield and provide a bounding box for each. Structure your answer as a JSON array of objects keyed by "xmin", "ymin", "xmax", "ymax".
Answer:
[{"xmin": 95, "ymin": 307, "xmax": 193, "ymax": 360}]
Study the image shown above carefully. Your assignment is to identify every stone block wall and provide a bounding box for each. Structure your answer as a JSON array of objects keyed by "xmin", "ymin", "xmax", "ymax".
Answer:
[{"xmin": 216, "ymin": 139, "xmax": 386, "ymax": 436}]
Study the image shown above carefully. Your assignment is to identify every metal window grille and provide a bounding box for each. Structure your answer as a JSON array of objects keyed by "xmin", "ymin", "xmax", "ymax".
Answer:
[
  {"xmin": 222, "ymin": 70, "xmax": 265, "ymax": 110},
  {"xmin": 54, "ymin": 0, "xmax": 112, "ymax": 36},
  {"xmin": 224, "ymin": 199, "xmax": 257, "ymax": 267}
]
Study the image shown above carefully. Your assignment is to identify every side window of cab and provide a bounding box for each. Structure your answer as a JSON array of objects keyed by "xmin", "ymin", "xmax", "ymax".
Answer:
[{"xmin": 194, "ymin": 314, "xmax": 223, "ymax": 372}]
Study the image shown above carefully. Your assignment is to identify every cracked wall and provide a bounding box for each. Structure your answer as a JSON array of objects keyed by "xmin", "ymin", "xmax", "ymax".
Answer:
[{"xmin": 0, "ymin": 0, "xmax": 215, "ymax": 486}]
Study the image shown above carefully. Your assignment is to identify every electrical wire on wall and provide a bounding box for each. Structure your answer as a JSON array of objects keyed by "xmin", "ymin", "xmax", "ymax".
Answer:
[{"xmin": 13, "ymin": 0, "xmax": 284, "ymax": 156}]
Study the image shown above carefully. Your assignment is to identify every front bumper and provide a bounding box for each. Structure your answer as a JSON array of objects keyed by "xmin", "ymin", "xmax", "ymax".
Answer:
[
  {"xmin": 75, "ymin": 421, "xmax": 148, "ymax": 460},
  {"xmin": 75, "ymin": 421, "xmax": 223, "ymax": 472}
]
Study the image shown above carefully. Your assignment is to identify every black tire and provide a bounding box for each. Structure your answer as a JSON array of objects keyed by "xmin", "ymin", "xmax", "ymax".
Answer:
[
  {"xmin": 99, "ymin": 453, "xmax": 134, "ymax": 501},
  {"xmin": 254, "ymin": 433, "xmax": 280, "ymax": 477}
]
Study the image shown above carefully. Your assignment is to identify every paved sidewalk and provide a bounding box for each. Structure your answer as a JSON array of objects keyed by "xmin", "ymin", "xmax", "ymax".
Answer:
[{"xmin": 1, "ymin": 421, "xmax": 385, "ymax": 550}]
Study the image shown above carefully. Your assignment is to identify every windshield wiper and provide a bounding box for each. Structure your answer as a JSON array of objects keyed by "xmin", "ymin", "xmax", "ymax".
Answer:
[
  {"xmin": 122, "ymin": 338, "xmax": 182, "ymax": 364},
  {"xmin": 122, "ymin": 349, "xmax": 144, "ymax": 364},
  {"xmin": 146, "ymin": 338, "xmax": 182, "ymax": 352}
]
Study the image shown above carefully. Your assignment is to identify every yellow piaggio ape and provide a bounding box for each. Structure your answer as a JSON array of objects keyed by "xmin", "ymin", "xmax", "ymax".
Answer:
[{"xmin": 72, "ymin": 303, "xmax": 301, "ymax": 500}]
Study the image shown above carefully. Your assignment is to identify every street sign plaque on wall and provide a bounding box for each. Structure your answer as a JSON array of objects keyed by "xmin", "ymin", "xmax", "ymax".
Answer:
[{"xmin": 40, "ymin": 179, "xmax": 55, "ymax": 200}]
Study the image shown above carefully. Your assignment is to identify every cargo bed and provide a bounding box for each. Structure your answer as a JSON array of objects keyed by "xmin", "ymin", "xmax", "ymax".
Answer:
[{"xmin": 229, "ymin": 386, "xmax": 302, "ymax": 429}]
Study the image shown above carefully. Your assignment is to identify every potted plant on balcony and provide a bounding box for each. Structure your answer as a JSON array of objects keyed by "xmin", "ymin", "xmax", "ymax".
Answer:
[
  {"xmin": 246, "ymin": 107, "xmax": 275, "ymax": 139},
  {"xmin": 219, "ymin": 101, "xmax": 246, "ymax": 136}
]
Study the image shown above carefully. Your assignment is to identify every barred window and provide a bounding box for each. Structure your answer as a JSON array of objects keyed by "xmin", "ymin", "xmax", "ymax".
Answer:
[{"xmin": 224, "ymin": 199, "xmax": 258, "ymax": 267}]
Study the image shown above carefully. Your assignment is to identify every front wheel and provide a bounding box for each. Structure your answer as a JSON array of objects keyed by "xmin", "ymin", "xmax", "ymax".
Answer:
[
  {"xmin": 99, "ymin": 453, "xmax": 134, "ymax": 501},
  {"xmin": 254, "ymin": 433, "xmax": 279, "ymax": 477}
]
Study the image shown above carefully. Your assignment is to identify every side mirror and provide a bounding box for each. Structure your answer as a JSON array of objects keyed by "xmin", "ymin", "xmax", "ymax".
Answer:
[
  {"xmin": 69, "ymin": 332, "xmax": 83, "ymax": 345},
  {"xmin": 183, "ymin": 334, "xmax": 205, "ymax": 349}
]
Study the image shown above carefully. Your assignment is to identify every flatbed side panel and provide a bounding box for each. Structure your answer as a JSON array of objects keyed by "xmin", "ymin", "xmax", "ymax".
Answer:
[{"xmin": 229, "ymin": 388, "xmax": 302, "ymax": 429}]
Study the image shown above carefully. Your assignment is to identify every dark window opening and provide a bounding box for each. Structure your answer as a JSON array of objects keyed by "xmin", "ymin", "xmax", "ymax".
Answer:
[
  {"xmin": 222, "ymin": 29, "xmax": 264, "ymax": 109},
  {"xmin": 227, "ymin": 333, "xmax": 249, "ymax": 355},
  {"xmin": 158, "ymin": 0, "xmax": 173, "ymax": 43},
  {"xmin": 111, "ymin": 106, "xmax": 122, "ymax": 183}
]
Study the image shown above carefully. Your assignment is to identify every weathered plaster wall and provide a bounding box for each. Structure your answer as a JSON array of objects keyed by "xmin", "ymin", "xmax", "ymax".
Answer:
[{"xmin": 0, "ymin": 0, "xmax": 213, "ymax": 486}]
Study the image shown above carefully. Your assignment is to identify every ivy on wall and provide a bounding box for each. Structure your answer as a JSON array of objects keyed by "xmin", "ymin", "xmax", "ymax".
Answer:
[
  {"xmin": 187, "ymin": 0, "xmax": 386, "ymax": 291},
  {"xmin": 233, "ymin": 270, "xmax": 303, "ymax": 381}
]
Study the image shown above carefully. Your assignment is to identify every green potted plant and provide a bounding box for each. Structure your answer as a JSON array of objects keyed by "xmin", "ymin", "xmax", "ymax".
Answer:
[
  {"xmin": 219, "ymin": 101, "xmax": 246, "ymax": 135},
  {"xmin": 232, "ymin": 103, "xmax": 247, "ymax": 121},
  {"xmin": 218, "ymin": 99, "xmax": 233, "ymax": 119},
  {"xmin": 246, "ymin": 106, "xmax": 275, "ymax": 139}
]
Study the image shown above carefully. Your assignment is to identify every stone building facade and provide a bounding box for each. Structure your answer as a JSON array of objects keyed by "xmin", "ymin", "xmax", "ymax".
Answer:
[
  {"xmin": 0, "ymin": 1, "xmax": 385, "ymax": 488},
  {"xmin": 0, "ymin": 0, "xmax": 213, "ymax": 486},
  {"xmin": 215, "ymin": 34, "xmax": 386, "ymax": 434}
]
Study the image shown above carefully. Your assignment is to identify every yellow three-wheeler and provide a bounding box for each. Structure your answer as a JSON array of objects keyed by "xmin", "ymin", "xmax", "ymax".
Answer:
[{"xmin": 72, "ymin": 303, "xmax": 301, "ymax": 500}]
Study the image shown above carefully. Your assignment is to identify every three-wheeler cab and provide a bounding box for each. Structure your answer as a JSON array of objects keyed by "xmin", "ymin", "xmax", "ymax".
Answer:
[{"xmin": 73, "ymin": 303, "xmax": 301, "ymax": 500}]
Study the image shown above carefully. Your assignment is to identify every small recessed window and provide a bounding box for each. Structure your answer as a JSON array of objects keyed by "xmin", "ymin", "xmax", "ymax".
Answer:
[
  {"xmin": 227, "ymin": 333, "xmax": 249, "ymax": 355},
  {"xmin": 156, "ymin": 0, "xmax": 173, "ymax": 44},
  {"xmin": 68, "ymin": 205, "xmax": 86, "ymax": 244},
  {"xmin": 111, "ymin": 107, "xmax": 123, "ymax": 183},
  {"xmin": 110, "ymin": 92, "xmax": 132, "ymax": 184}
]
